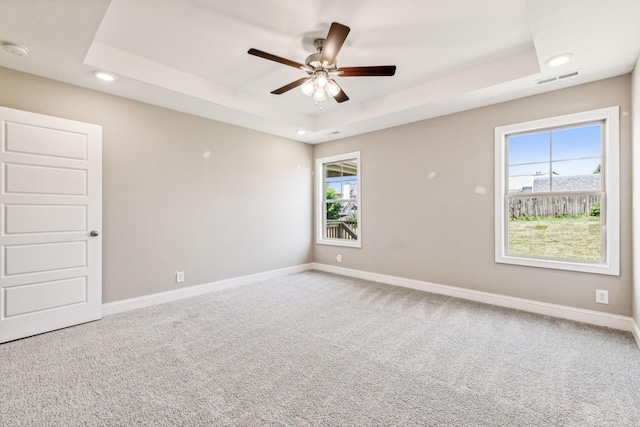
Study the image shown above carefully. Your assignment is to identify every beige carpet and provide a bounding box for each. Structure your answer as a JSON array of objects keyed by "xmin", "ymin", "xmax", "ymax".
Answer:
[{"xmin": 2, "ymin": 271, "xmax": 639, "ymax": 426}]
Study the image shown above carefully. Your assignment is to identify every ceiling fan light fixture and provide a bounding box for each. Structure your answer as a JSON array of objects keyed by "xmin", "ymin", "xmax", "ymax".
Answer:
[
  {"xmin": 300, "ymin": 78, "xmax": 315, "ymax": 96},
  {"xmin": 316, "ymin": 72, "xmax": 328, "ymax": 88},
  {"xmin": 313, "ymin": 87, "xmax": 327, "ymax": 102}
]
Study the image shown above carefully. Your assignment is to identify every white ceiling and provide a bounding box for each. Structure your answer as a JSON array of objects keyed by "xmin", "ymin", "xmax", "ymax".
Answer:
[{"xmin": 0, "ymin": 0, "xmax": 639, "ymax": 144}]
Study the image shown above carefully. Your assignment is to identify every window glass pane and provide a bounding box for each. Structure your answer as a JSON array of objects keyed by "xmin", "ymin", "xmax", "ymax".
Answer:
[
  {"xmin": 509, "ymin": 163, "xmax": 549, "ymax": 193},
  {"xmin": 508, "ymin": 132, "xmax": 550, "ymax": 165},
  {"xmin": 325, "ymin": 201, "xmax": 342, "ymax": 221},
  {"xmin": 508, "ymin": 123, "xmax": 602, "ymax": 194},
  {"xmin": 552, "ymin": 124, "xmax": 601, "ymax": 161},
  {"xmin": 507, "ymin": 195, "xmax": 602, "ymax": 262},
  {"xmin": 324, "ymin": 160, "xmax": 358, "ymax": 201},
  {"xmin": 325, "ymin": 202, "xmax": 358, "ymax": 241}
]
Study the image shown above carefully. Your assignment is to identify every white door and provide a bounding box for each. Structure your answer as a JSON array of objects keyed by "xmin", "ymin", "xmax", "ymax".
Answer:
[{"xmin": 0, "ymin": 107, "xmax": 102, "ymax": 343}]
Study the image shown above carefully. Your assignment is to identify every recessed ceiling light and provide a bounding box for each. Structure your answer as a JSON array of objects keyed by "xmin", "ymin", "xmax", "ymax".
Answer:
[
  {"xmin": 94, "ymin": 71, "xmax": 116, "ymax": 82},
  {"xmin": 545, "ymin": 53, "xmax": 573, "ymax": 67},
  {"xmin": 2, "ymin": 43, "xmax": 29, "ymax": 57},
  {"xmin": 296, "ymin": 130, "xmax": 306, "ymax": 135}
]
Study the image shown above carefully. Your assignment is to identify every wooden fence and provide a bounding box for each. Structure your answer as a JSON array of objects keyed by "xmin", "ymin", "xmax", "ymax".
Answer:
[
  {"xmin": 509, "ymin": 194, "xmax": 600, "ymax": 219},
  {"xmin": 326, "ymin": 220, "xmax": 358, "ymax": 240}
]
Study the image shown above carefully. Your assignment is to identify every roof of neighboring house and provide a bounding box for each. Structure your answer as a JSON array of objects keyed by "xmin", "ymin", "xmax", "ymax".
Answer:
[{"xmin": 533, "ymin": 174, "xmax": 601, "ymax": 192}]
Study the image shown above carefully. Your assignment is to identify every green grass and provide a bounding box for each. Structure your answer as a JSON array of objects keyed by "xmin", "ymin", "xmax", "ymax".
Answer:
[{"xmin": 508, "ymin": 216, "xmax": 602, "ymax": 261}]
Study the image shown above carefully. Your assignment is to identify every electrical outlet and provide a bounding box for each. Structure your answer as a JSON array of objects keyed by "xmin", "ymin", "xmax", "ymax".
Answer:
[
  {"xmin": 336, "ymin": 254, "xmax": 342, "ymax": 263},
  {"xmin": 595, "ymin": 289, "xmax": 608, "ymax": 304},
  {"xmin": 176, "ymin": 271, "xmax": 185, "ymax": 283}
]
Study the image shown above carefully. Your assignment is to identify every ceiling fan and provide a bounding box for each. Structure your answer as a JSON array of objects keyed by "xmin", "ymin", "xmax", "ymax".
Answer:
[{"xmin": 248, "ymin": 22, "xmax": 396, "ymax": 103}]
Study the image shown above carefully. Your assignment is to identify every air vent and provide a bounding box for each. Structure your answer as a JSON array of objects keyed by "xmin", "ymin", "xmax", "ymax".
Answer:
[
  {"xmin": 557, "ymin": 70, "xmax": 579, "ymax": 80},
  {"xmin": 536, "ymin": 76, "xmax": 558, "ymax": 85},
  {"xmin": 536, "ymin": 69, "xmax": 581, "ymax": 85}
]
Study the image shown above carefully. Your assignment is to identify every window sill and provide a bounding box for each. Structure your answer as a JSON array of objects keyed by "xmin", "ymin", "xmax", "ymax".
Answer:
[
  {"xmin": 496, "ymin": 254, "xmax": 619, "ymax": 276},
  {"xmin": 316, "ymin": 238, "xmax": 361, "ymax": 248}
]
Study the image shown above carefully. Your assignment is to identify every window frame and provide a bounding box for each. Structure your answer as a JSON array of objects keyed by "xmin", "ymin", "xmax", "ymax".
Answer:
[
  {"xmin": 316, "ymin": 151, "xmax": 361, "ymax": 248},
  {"xmin": 494, "ymin": 106, "xmax": 620, "ymax": 275}
]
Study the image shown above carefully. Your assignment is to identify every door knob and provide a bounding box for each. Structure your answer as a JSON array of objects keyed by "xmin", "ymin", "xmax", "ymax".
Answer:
[{"xmin": 90, "ymin": 230, "xmax": 100, "ymax": 237}]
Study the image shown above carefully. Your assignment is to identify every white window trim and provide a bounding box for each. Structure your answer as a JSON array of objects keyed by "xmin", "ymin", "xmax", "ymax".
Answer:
[
  {"xmin": 316, "ymin": 151, "xmax": 361, "ymax": 248},
  {"xmin": 494, "ymin": 106, "xmax": 620, "ymax": 275}
]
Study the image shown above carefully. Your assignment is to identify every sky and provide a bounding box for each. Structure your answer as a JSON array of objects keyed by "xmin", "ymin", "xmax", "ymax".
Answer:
[{"xmin": 508, "ymin": 123, "xmax": 601, "ymax": 178}]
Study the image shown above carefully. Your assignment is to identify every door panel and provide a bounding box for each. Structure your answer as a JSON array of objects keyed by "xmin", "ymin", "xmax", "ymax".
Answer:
[
  {"xmin": 5, "ymin": 205, "xmax": 86, "ymax": 234},
  {"xmin": 5, "ymin": 241, "xmax": 86, "ymax": 275},
  {"xmin": 5, "ymin": 277, "xmax": 87, "ymax": 317},
  {"xmin": 5, "ymin": 121, "xmax": 88, "ymax": 160},
  {"xmin": 5, "ymin": 163, "xmax": 87, "ymax": 195},
  {"xmin": 0, "ymin": 107, "xmax": 101, "ymax": 343}
]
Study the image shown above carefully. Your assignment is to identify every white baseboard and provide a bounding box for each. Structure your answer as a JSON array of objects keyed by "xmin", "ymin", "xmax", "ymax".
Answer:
[
  {"xmin": 311, "ymin": 263, "xmax": 635, "ymax": 333},
  {"xmin": 633, "ymin": 320, "xmax": 640, "ymax": 350},
  {"xmin": 102, "ymin": 260, "xmax": 638, "ymax": 343},
  {"xmin": 102, "ymin": 263, "xmax": 313, "ymax": 316}
]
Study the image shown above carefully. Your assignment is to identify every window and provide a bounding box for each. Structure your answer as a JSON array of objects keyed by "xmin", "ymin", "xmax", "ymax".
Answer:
[
  {"xmin": 495, "ymin": 107, "xmax": 619, "ymax": 275},
  {"xmin": 316, "ymin": 152, "xmax": 361, "ymax": 247}
]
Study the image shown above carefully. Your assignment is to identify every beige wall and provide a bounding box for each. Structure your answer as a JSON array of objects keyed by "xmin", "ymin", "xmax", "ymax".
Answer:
[
  {"xmin": 315, "ymin": 75, "xmax": 633, "ymax": 316},
  {"xmin": 0, "ymin": 66, "xmax": 633, "ymax": 316},
  {"xmin": 0, "ymin": 67, "xmax": 314, "ymax": 303}
]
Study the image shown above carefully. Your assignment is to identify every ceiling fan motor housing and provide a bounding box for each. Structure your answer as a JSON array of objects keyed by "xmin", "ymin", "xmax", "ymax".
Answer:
[{"xmin": 305, "ymin": 39, "xmax": 337, "ymax": 71}]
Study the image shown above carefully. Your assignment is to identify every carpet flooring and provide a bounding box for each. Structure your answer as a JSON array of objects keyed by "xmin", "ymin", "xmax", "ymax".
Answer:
[{"xmin": 1, "ymin": 271, "xmax": 640, "ymax": 426}]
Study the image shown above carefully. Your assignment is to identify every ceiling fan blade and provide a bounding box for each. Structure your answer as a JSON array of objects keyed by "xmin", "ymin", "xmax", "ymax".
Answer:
[
  {"xmin": 271, "ymin": 78, "xmax": 309, "ymax": 95},
  {"xmin": 337, "ymin": 66, "xmax": 396, "ymax": 77},
  {"xmin": 327, "ymin": 80, "xmax": 349, "ymax": 103},
  {"xmin": 319, "ymin": 22, "xmax": 350, "ymax": 66},
  {"xmin": 333, "ymin": 89, "xmax": 349, "ymax": 103},
  {"xmin": 248, "ymin": 48, "xmax": 306, "ymax": 69}
]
